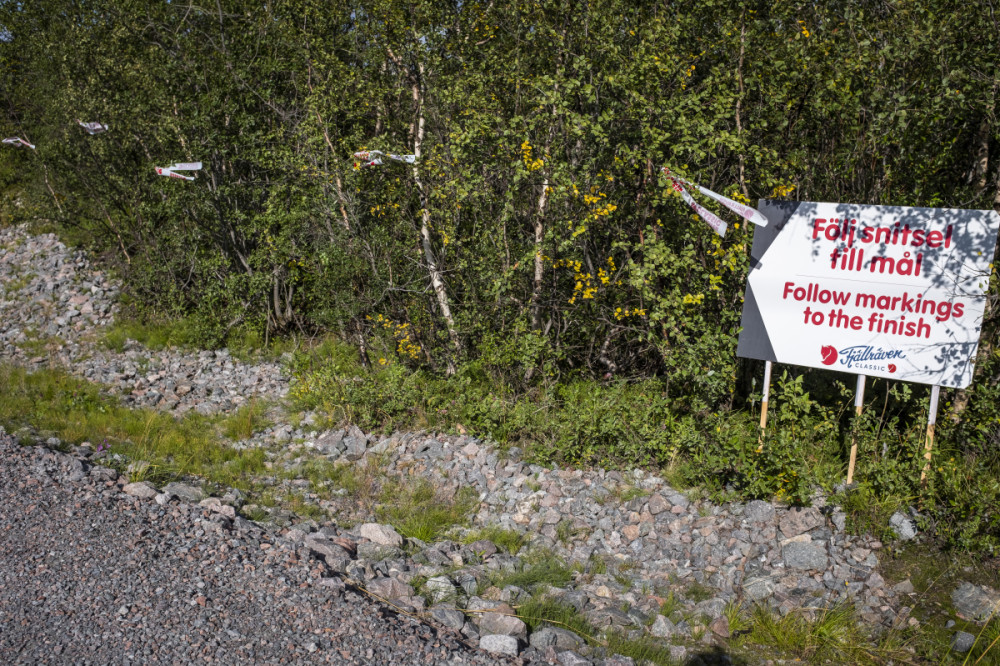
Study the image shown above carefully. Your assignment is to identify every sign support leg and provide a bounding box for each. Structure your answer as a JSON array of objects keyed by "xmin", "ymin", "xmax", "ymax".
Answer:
[
  {"xmin": 758, "ymin": 361, "xmax": 773, "ymax": 444},
  {"xmin": 920, "ymin": 385, "xmax": 941, "ymax": 485},
  {"xmin": 846, "ymin": 374, "xmax": 866, "ymax": 485}
]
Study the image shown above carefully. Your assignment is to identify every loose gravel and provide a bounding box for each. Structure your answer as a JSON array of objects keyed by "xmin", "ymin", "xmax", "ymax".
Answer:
[{"xmin": 0, "ymin": 433, "xmax": 517, "ymax": 666}]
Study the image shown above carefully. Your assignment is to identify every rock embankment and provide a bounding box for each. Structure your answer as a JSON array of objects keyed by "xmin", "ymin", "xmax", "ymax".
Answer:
[{"xmin": 0, "ymin": 225, "xmax": 287, "ymax": 413}]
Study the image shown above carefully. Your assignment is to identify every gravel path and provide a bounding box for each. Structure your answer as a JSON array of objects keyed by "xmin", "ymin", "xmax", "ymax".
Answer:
[{"xmin": 0, "ymin": 434, "xmax": 514, "ymax": 666}]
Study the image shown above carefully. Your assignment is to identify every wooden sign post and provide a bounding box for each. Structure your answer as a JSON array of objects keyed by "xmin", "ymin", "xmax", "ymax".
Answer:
[{"xmin": 846, "ymin": 374, "xmax": 866, "ymax": 485}]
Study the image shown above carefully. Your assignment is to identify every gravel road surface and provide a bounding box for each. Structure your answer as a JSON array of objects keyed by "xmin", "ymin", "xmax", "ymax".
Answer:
[{"xmin": 0, "ymin": 434, "xmax": 513, "ymax": 665}]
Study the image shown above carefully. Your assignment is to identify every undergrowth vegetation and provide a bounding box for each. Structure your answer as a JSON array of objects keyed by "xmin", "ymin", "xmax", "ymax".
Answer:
[{"xmin": 284, "ymin": 335, "xmax": 1000, "ymax": 555}]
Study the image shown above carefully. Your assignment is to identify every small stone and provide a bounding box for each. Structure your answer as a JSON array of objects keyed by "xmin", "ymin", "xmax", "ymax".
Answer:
[
  {"xmin": 889, "ymin": 512, "xmax": 917, "ymax": 540},
  {"xmin": 358, "ymin": 523, "xmax": 404, "ymax": 547},
  {"xmin": 123, "ymin": 481, "xmax": 158, "ymax": 499},
  {"xmin": 425, "ymin": 576, "xmax": 456, "ymax": 603},
  {"xmin": 953, "ymin": 582, "xmax": 1000, "ymax": 624},
  {"xmin": 893, "ymin": 579, "xmax": 915, "ymax": 595},
  {"xmin": 649, "ymin": 615, "xmax": 676, "ymax": 638},
  {"xmin": 529, "ymin": 627, "xmax": 584, "ymax": 651},
  {"xmin": 162, "ymin": 482, "xmax": 205, "ymax": 502},
  {"xmin": 778, "ymin": 507, "xmax": 824, "ymax": 539},
  {"xmin": 951, "ymin": 631, "xmax": 976, "ymax": 653},
  {"xmin": 783, "ymin": 541, "xmax": 828, "ymax": 571},
  {"xmin": 467, "ymin": 539, "xmax": 498, "ymax": 558},
  {"xmin": 743, "ymin": 577, "xmax": 774, "ymax": 601},
  {"xmin": 709, "ymin": 615, "xmax": 730, "ymax": 638},
  {"xmin": 478, "ymin": 612, "xmax": 527, "ymax": 640},
  {"xmin": 557, "ymin": 651, "xmax": 592, "ymax": 666},
  {"xmin": 646, "ymin": 494, "xmax": 669, "ymax": 515},
  {"xmin": 668, "ymin": 645, "xmax": 687, "ymax": 661},
  {"xmin": 744, "ymin": 500, "xmax": 776, "ymax": 523},
  {"xmin": 602, "ymin": 657, "xmax": 635, "ymax": 666},
  {"xmin": 479, "ymin": 634, "xmax": 519, "ymax": 656},
  {"xmin": 430, "ymin": 607, "xmax": 466, "ymax": 630},
  {"xmin": 366, "ymin": 576, "xmax": 414, "ymax": 600}
]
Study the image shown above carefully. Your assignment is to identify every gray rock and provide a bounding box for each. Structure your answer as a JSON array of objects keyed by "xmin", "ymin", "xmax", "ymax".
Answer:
[
  {"xmin": 304, "ymin": 537, "xmax": 352, "ymax": 559},
  {"xmin": 783, "ymin": 541, "xmax": 828, "ymax": 571},
  {"xmin": 778, "ymin": 507, "xmax": 824, "ymax": 538},
  {"xmin": 162, "ymin": 482, "xmax": 205, "ymax": 503},
  {"xmin": 425, "ymin": 576, "xmax": 456, "ymax": 603},
  {"xmin": 557, "ymin": 651, "xmax": 592, "ymax": 666},
  {"xmin": 466, "ymin": 539, "xmax": 498, "ymax": 559},
  {"xmin": 743, "ymin": 578, "xmax": 774, "ymax": 601},
  {"xmin": 889, "ymin": 512, "xmax": 917, "ymax": 540},
  {"xmin": 893, "ymin": 579, "xmax": 915, "ymax": 595},
  {"xmin": 694, "ymin": 597, "xmax": 727, "ymax": 620},
  {"xmin": 480, "ymin": 634, "xmax": 519, "ymax": 656},
  {"xmin": 343, "ymin": 425, "xmax": 369, "ymax": 461},
  {"xmin": 123, "ymin": 481, "xmax": 158, "ymax": 499},
  {"xmin": 529, "ymin": 627, "xmax": 584, "ymax": 651},
  {"xmin": 430, "ymin": 607, "xmax": 466, "ymax": 630},
  {"xmin": 668, "ymin": 645, "xmax": 687, "ymax": 661},
  {"xmin": 314, "ymin": 429, "xmax": 345, "ymax": 455},
  {"xmin": 478, "ymin": 612, "xmax": 527, "ymax": 639},
  {"xmin": 649, "ymin": 615, "xmax": 676, "ymax": 638},
  {"xmin": 359, "ymin": 523, "xmax": 404, "ymax": 548},
  {"xmin": 586, "ymin": 607, "xmax": 633, "ymax": 628},
  {"xmin": 744, "ymin": 500, "xmax": 775, "ymax": 523},
  {"xmin": 366, "ymin": 576, "xmax": 414, "ymax": 600},
  {"xmin": 951, "ymin": 631, "xmax": 976, "ymax": 653},
  {"xmin": 953, "ymin": 582, "xmax": 1000, "ymax": 623},
  {"xmin": 601, "ymin": 657, "xmax": 635, "ymax": 666}
]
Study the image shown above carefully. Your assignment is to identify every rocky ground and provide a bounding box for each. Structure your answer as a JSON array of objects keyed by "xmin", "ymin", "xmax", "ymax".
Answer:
[{"xmin": 2, "ymin": 222, "xmax": 999, "ymax": 665}]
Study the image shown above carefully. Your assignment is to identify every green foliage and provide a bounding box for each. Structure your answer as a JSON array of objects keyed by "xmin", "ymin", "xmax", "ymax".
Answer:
[{"xmin": 676, "ymin": 371, "xmax": 840, "ymax": 505}]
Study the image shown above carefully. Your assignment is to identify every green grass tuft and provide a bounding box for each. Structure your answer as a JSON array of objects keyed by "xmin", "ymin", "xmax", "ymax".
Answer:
[
  {"xmin": 461, "ymin": 525, "xmax": 529, "ymax": 555},
  {"xmin": 221, "ymin": 399, "xmax": 272, "ymax": 440},
  {"xmin": 0, "ymin": 363, "xmax": 267, "ymax": 490},
  {"xmin": 493, "ymin": 549, "xmax": 575, "ymax": 591},
  {"xmin": 375, "ymin": 478, "xmax": 478, "ymax": 542}
]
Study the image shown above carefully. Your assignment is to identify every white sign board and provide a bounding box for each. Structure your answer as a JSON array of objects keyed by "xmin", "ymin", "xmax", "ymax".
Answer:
[{"xmin": 737, "ymin": 201, "xmax": 1000, "ymax": 388}]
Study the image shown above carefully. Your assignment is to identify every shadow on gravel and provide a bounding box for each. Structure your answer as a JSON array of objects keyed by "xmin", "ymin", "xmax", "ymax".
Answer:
[{"xmin": 684, "ymin": 647, "xmax": 750, "ymax": 666}]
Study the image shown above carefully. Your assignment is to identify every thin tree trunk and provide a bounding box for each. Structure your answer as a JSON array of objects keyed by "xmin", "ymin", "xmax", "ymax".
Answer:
[
  {"xmin": 410, "ymin": 70, "xmax": 461, "ymax": 373},
  {"xmin": 530, "ymin": 175, "xmax": 549, "ymax": 331}
]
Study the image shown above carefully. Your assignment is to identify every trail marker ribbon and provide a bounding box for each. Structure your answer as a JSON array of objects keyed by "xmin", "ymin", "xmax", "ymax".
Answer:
[
  {"xmin": 2, "ymin": 137, "xmax": 36, "ymax": 150},
  {"xmin": 662, "ymin": 167, "xmax": 768, "ymax": 236},
  {"xmin": 78, "ymin": 121, "xmax": 109, "ymax": 135},
  {"xmin": 352, "ymin": 150, "xmax": 417, "ymax": 168},
  {"xmin": 155, "ymin": 162, "xmax": 202, "ymax": 181}
]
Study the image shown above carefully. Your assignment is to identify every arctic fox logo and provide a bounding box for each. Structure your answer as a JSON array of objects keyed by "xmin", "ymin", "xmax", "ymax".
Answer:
[{"xmin": 820, "ymin": 345, "xmax": 838, "ymax": 365}]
